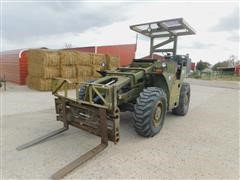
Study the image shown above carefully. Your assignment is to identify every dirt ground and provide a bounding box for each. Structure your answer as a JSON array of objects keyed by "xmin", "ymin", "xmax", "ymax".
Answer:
[{"xmin": 1, "ymin": 79, "xmax": 239, "ymax": 179}]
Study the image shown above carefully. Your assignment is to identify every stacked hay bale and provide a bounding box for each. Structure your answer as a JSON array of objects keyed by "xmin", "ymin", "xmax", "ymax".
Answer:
[
  {"xmin": 75, "ymin": 52, "xmax": 94, "ymax": 82},
  {"xmin": 91, "ymin": 54, "xmax": 107, "ymax": 78},
  {"xmin": 59, "ymin": 50, "xmax": 77, "ymax": 88},
  {"xmin": 27, "ymin": 49, "xmax": 60, "ymax": 91},
  {"xmin": 75, "ymin": 53, "xmax": 120, "ymax": 81},
  {"xmin": 106, "ymin": 54, "xmax": 120, "ymax": 70},
  {"xmin": 27, "ymin": 49, "xmax": 120, "ymax": 91}
]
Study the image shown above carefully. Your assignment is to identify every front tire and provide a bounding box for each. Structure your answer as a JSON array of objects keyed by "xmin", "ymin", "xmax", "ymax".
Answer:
[
  {"xmin": 172, "ymin": 82, "xmax": 190, "ymax": 116},
  {"xmin": 133, "ymin": 87, "xmax": 167, "ymax": 137}
]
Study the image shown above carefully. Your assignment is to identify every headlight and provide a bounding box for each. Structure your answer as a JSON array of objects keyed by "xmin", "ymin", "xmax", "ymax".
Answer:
[{"xmin": 162, "ymin": 63, "xmax": 167, "ymax": 68}]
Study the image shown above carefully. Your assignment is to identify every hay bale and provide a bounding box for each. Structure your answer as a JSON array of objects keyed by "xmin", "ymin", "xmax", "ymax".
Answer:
[
  {"xmin": 64, "ymin": 78, "xmax": 77, "ymax": 89},
  {"xmin": 52, "ymin": 78, "xmax": 78, "ymax": 91},
  {"xmin": 59, "ymin": 51, "xmax": 93, "ymax": 66},
  {"xmin": 76, "ymin": 65, "xmax": 92, "ymax": 77},
  {"xmin": 65, "ymin": 78, "xmax": 77, "ymax": 83},
  {"xmin": 92, "ymin": 54, "xmax": 106, "ymax": 66},
  {"xmin": 77, "ymin": 76, "xmax": 95, "ymax": 82},
  {"xmin": 27, "ymin": 76, "xmax": 52, "ymax": 91},
  {"xmin": 61, "ymin": 65, "xmax": 76, "ymax": 78},
  {"xmin": 92, "ymin": 65, "xmax": 103, "ymax": 78},
  {"xmin": 75, "ymin": 52, "xmax": 92, "ymax": 66},
  {"xmin": 28, "ymin": 65, "xmax": 60, "ymax": 78},
  {"xmin": 77, "ymin": 76, "xmax": 85, "ymax": 83},
  {"xmin": 84, "ymin": 76, "xmax": 96, "ymax": 81},
  {"xmin": 59, "ymin": 50, "xmax": 78, "ymax": 65},
  {"xmin": 28, "ymin": 49, "xmax": 60, "ymax": 66},
  {"xmin": 106, "ymin": 54, "xmax": 120, "ymax": 69}
]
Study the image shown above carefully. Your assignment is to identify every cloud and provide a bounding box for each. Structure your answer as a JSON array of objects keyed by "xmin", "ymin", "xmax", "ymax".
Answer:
[
  {"xmin": 2, "ymin": 2, "xmax": 129, "ymax": 43},
  {"xmin": 1, "ymin": 1, "xmax": 238, "ymax": 65},
  {"xmin": 211, "ymin": 7, "xmax": 239, "ymax": 31},
  {"xmin": 180, "ymin": 41, "xmax": 215, "ymax": 49},
  {"xmin": 227, "ymin": 32, "xmax": 239, "ymax": 42}
]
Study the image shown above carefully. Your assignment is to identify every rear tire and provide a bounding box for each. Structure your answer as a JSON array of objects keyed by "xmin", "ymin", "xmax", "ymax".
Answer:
[
  {"xmin": 133, "ymin": 87, "xmax": 167, "ymax": 137},
  {"xmin": 79, "ymin": 80, "xmax": 94, "ymax": 100},
  {"xmin": 172, "ymin": 82, "xmax": 190, "ymax": 116}
]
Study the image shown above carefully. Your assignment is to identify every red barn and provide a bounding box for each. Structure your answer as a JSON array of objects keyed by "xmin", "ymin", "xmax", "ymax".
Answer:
[
  {"xmin": 64, "ymin": 46, "xmax": 95, "ymax": 53},
  {"xmin": 191, "ymin": 62, "xmax": 196, "ymax": 71},
  {"xmin": 0, "ymin": 49, "xmax": 28, "ymax": 85},
  {"xmin": 235, "ymin": 64, "xmax": 240, "ymax": 76},
  {"xmin": 96, "ymin": 44, "xmax": 136, "ymax": 66},
  {"xmin": 142, "ymin": 54, "xmax": 165, "ymax": 60},
  {"xmin": 1, "ymin": 44, "xmax": 136, "ymax": 85}
]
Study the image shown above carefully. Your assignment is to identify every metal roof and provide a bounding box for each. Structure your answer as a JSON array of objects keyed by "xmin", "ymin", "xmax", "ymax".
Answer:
[{"xmin": 130, "ymin": 18, "xmax": 196, "ymax": 38}]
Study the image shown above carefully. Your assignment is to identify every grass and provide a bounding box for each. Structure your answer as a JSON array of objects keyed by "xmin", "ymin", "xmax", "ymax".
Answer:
[
  {"xmin": 189, "ymin": 73, "xmax": 240, "ymax": 82},
  {"xmin": 208, "ymin": 76, "xmax": 240, "ymax": 81}
]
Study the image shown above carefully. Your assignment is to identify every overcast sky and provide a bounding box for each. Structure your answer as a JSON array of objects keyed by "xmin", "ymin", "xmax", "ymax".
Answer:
[{"xmin": 1, "ymin": 1, "xmax": 239, "ymax": 64}]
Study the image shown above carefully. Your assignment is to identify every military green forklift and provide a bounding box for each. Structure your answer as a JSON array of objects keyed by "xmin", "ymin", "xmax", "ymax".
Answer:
[{"xmin": 17, "ymin": 18, "xmax": 195, "ymax": 179}]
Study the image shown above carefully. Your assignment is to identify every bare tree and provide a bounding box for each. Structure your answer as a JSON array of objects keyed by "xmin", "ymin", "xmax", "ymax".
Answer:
[
  {"xmin": 212, "ymin": 55, "xmax": 239, "ymax": 70},
  {"xmin": 227, "ymin": 55, "xmax": 239, "ymax": 66},
  {"xmin": 64, "ymin": 43, "xmax": 73, "ymax": 49}
]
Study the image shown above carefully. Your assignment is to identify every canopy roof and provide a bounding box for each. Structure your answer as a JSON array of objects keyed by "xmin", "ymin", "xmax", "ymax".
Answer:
[{"xmin": 130, "ymin": 18, "xmax": 196, "ymax": 38}]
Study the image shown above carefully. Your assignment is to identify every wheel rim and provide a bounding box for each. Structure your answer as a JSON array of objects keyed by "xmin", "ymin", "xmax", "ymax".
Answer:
[{"xmin": 153, "ymin": 102, "xmax": 163, "ymax": 127}]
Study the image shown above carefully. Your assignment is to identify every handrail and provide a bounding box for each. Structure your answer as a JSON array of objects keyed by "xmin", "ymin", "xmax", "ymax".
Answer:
[{"xmin": 52, "ymin": 78, "xmax": 114, "ymax": 110}]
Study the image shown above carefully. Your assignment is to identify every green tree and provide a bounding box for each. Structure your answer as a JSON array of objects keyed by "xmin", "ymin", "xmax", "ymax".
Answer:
[{"xmin": 196, "ymin": 60, "xmax": 210, "ymax": 71}]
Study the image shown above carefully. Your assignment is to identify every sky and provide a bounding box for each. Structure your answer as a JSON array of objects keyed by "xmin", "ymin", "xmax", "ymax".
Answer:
[{"xmin": 1, "ymin": 1, "xmax": 239, "ymax": 64}]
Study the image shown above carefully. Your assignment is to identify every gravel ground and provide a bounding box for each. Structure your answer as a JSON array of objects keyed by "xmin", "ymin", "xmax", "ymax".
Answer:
[{"xmin": 1, "ymin": 79, "xmax": 239, "ymax": 179}]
